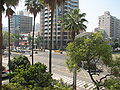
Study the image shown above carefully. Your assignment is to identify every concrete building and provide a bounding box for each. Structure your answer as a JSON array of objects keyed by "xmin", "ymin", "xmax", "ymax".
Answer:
[
  {"xmin": 40, "ymin": 0, "xmax": 79, "ymax": 49},
  {"xmin": 98, "ymin": 11, "xmax": 120, "ymax": 40},
  {"xmin": 10, "ymin": 14, "xmax": 32, "ymax": 34},
  {"xmin": 19, "ymin": 33, "xmax": 29, "ymax": 47}
]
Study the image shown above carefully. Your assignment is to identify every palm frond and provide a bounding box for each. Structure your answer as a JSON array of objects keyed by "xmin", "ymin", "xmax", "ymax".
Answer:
[
  {"xmin": 6, "ymin": 8, "xmax": 15, "ymax": 16},
  {"xmin": 62, "ymin": 9, "xmax": 87, "ymax": 39},
  {"xmin": 44, "ymin": 0, "xmax": 67, "ymax": 9},
  {"xmin": 25, "ymin": 0, "xmax": 44, "ymax": 17}
]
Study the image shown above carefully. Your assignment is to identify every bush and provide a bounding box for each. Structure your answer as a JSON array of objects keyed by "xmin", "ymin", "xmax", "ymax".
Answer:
[
  {"xmin": 104, "ymin": 77, "xmax": 120, "ymax": 90},
  {"xmin": 9, "ymin": 55, "xmax": 30, "ymax": 71},
  {"xmin": 53, "ymin": 79, "xmax": 72, "ymax": 90},
  {"xmin": 6, "ymin": 61, "xmax": 72, "ymax": 90},
  {"xmin": 2, "ymin": 83, "xmax": 25, "ymax": 90},
  {"xmin": 9, "ymin": 62, "xmax": 53, "ymax": 88}
]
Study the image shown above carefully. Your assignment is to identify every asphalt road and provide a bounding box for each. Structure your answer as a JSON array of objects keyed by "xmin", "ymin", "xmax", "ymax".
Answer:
[{"xmin": 2, "ymin": 50, "xmax": 107, "ymax": 90}]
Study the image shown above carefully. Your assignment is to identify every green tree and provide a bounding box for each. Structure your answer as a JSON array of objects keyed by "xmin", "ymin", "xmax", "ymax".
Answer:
[
  {"xmin": 2, "ymin": 83, "xmax": 25, "ymax": 90},
  {"xmin": 66, "ymin": 32, "xmax": 112, "ymax": 90},
  {"xmin": 2, "ymin": 80, "xmax": 72, "ymax": 90},
  {"xmin": 104, "ymin": 57, "xmax": 120, "ymax": 90},
  {"xmin": 63, "ymin": 9, "xmax": 87, "ymax": 41},
  {"xmin": 6, "ymin": 5, "xmax": 16, "ymax": 75},
  {"xmin": 13, "ymin": 34, "xmax": 22, "ymax": 48},
  {"xmin": 104, "ymin": 77, "xmax": 120, "ymax": 90},
  {"xmin": 42, "ymin": 0, "xmax": 67, "ymax": 74},
  {"xmin": 28, "ymin": 34, "xmax": 32, "ymax": 49},
  {"xmin": 0, "ymin": 0, "xmax": 19, "ymax": 88},
  {"xmin": 53, "ymin": 79, "xmax": 72, "ymax": 90},
  {"xmin": 4, "ymin": 62, "xmax": 72, "ymax": 90},
  {"xmin": 63, "ymin": 8, "xmax": 87, "ymax": 90},
  {"xmin": 25, "ymin": 0, "xmax": 44, "ymax": 65},
  {"xmin": 2, "ymin": 31, "xmax": 15, "ymax": 48},
  {"xmin": 9, "ymin": 55, "xmax": 31, "ymax": 72},
  {"xmin": 9, "ymin": 62, "xmax": 52, "ymax": 89},
  {"xmin": 111, "ymin": 39, "xmax": 119, "ymax": 50},
  {"xmin": 35, "ymin": 36, "xmax": 43, "ymax": 50},
  {"xmin": 19, "ymin": 35, "xmax": 25, "ymax": 49}
]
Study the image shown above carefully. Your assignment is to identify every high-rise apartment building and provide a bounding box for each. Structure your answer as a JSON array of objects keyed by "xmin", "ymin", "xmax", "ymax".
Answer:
[
  {"xmin": 98, "ymin": 11, "xmax": 120, "ymax": 40},
  {"xmin": 40, "ymin": 0, "xmax": 79, "ymax": 49},
  {"xmin": 10, "ymin": 14, "xmax": 32, "ymax": 34}
]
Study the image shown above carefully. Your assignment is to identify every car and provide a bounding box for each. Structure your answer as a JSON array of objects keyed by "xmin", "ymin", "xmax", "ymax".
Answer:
[
  {"xmin": 2, "ymin": 70, "xmax": 9, "ymax": 78},
  {"xmin": 87, "ymin": 69, "xmax": 103, "ymax": 75},
  {"xmin": 54, "ymin": 50, "xmax": 63, "ymax": 54}
]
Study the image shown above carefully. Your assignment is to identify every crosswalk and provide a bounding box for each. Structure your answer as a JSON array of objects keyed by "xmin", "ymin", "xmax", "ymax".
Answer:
[{"xmin": 53, "ymin": 73, "xmax": 96, "ymax": 90}]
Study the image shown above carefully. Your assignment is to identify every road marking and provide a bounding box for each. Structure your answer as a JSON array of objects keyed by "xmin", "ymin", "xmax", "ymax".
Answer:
[{"xmin": 53, "ymin": 73, "xmax": 96, "ymax": 90}]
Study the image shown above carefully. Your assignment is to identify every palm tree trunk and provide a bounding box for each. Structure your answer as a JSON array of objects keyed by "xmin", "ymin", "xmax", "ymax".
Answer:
[
  {"xmin": 60, "ymin": 4, "xmax": 64, "ymax": 50},
  {"xmin": 49, "ymin": 9, "xmax": 54, "ymax": 73},
  {"xmin": 71, "ymin": 31, "xmax": 75, "ymax": 41},
  {"xmin": 8, "ymin": 15, "xmax": 11, "ymax": 82},
  {"xmin": 32, "ymin": 15, "xmax": 35, "ymax": 65},
  {"xmin": 0, "ymin": 4, "xmax": 2, "ymax": 89}
]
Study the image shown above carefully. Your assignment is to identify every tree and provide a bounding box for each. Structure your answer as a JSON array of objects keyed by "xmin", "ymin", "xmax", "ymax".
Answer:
[
  {"xmin": 2, "ymin": 31, "xmax": 15, "ymax": 48},
  {"xmin": 0, "ymin": 0, "xmax": 19, "ymax": 88},
  {"xmin": 9, "ymin": 55, "xmax": 31, "ymax": 72},
  {"xmin": 2, "ymin": 83, "xmax": 25, "ymax": 90},
  {"xmin": 111, "ymin": 39, "xmax": 119, "ymax": 50},
  {"xmin": 6, "ymin": 5, "xmax": 16, "ymax": 77},
  {"xmin": 2, "ymin": 79, "xmax": 72, "ymax": 90},
  {"xmin": 13, "ymin": 34, "xmax": 21, "ymax": 48},
  {"xmin": 66, "ymin": 32, "xmax": 112, "ymax": 90},
  {"xmin": 63, "ymin": 9, "xmax": 87, "ymax": 41},
  {"xmin": 35, "ymin": 36, "xmax": 43, "ymax": 50},
  {"xmin": 4, "ymin": 62, "xmax": 72, "ymax": 90},
  {"xmin": 27, "ymin": 34, "xmax": 32, "ymax": 49},
  {"xmin": 104, "ymin": 57, "xmax": 120, "ymax": 90},
  {"xmin": 19, "ymin": 35, "xmax": 24, "ymax": 49},
  {"xmin": 9, "ymin": 62, "xmax": 52, "ymax": 89},
  {"xmin": 25, "ymin": 0, "xmax": 44, "ymax": 65},
  {"xmin": 42, "ymin": 0, "xmax": 67, "ymax": 74},
  {"xmin": 53, "ymin": 79, "xmax": 72, "ymax": 90},
  {"xmin": 63, "ymin": 9, "xmax": 87, "ymax": 90}
]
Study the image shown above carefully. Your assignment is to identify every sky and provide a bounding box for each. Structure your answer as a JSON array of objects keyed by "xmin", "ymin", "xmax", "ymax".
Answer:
[{"xmin": 2, "ymin": 0, "xmax": 120, "ymax": 32}]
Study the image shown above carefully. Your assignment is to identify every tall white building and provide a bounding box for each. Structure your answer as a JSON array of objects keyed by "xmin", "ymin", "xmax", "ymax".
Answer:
[{"xmin": 98, "ymin": 11, "xmax": 120, "ymax": 40}]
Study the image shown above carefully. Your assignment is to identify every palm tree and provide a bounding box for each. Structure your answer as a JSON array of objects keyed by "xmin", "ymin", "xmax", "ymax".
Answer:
[
  {"xmin": 63, "ymin": 9, "xmax": 87, "ymax": 41},
  {"xmin": 63, "ymin": 8, "xmax": 87, "ymax": 90},
  {"xmin": 14, "ymin": 34, "xmax": 21, "ymax": 48},
  {"xmin": 0, "ymin": 0, "xmax": 19, "ymax": 88},
  {"xmin": 28, "ymin": 34, "xmax": 32, "ymax": 49},
  {"xmin": 25, "ymin": 0, "xmax": 44, "ymax": 65},
  {"xmin": 42, "ymin": 0, "xmax": 66, "ymax": 73},
  {"xmin": 6, "ymin": 6, "xmax": 15, "ymax": 83},
  {"xmin": 35, "ymin": 36, "xmax": 43, "ymax": 50}
]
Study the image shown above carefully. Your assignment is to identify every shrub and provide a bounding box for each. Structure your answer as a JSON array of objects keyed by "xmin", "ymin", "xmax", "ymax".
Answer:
[{"xmin": 9, "ymin": 55, "xmax": 30, "ymax": 71}]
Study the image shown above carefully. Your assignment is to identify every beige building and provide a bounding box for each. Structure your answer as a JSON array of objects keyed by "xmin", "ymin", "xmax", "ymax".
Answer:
[{"xmin": 98, "ymin": 11, "xmax": 120, "ymax": 40}]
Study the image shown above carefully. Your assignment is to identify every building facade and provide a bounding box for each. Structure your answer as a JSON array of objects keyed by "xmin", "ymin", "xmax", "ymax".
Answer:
[
  {"xmin": 40, "ymin": 0, "xmax": 79, "ymax": 50},
  {"xmin": 10, "ymin": 15, "xmax": 32, "ymax": 34},
  {"xmin": 98, "ymin": 11, "xmax": 120, "ymax": 40}
]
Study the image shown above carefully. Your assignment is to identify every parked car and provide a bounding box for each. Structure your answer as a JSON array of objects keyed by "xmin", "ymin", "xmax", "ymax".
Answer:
[
  {"xmin": 54, "ymin": 50, "xmax": 63, "ymax": 54},
  {"xmin": 87, "ymin": 69, "xmax": 103, "ymax": 75},
  {"xmin": 2, "ymin": 70, "xmax": 9, "ymax": 78}
]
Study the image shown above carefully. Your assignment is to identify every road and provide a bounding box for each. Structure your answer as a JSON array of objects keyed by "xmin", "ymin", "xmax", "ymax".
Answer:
[{"xmin": 2, "ymin": 50, "xmax": 106, "ymax": 90}]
